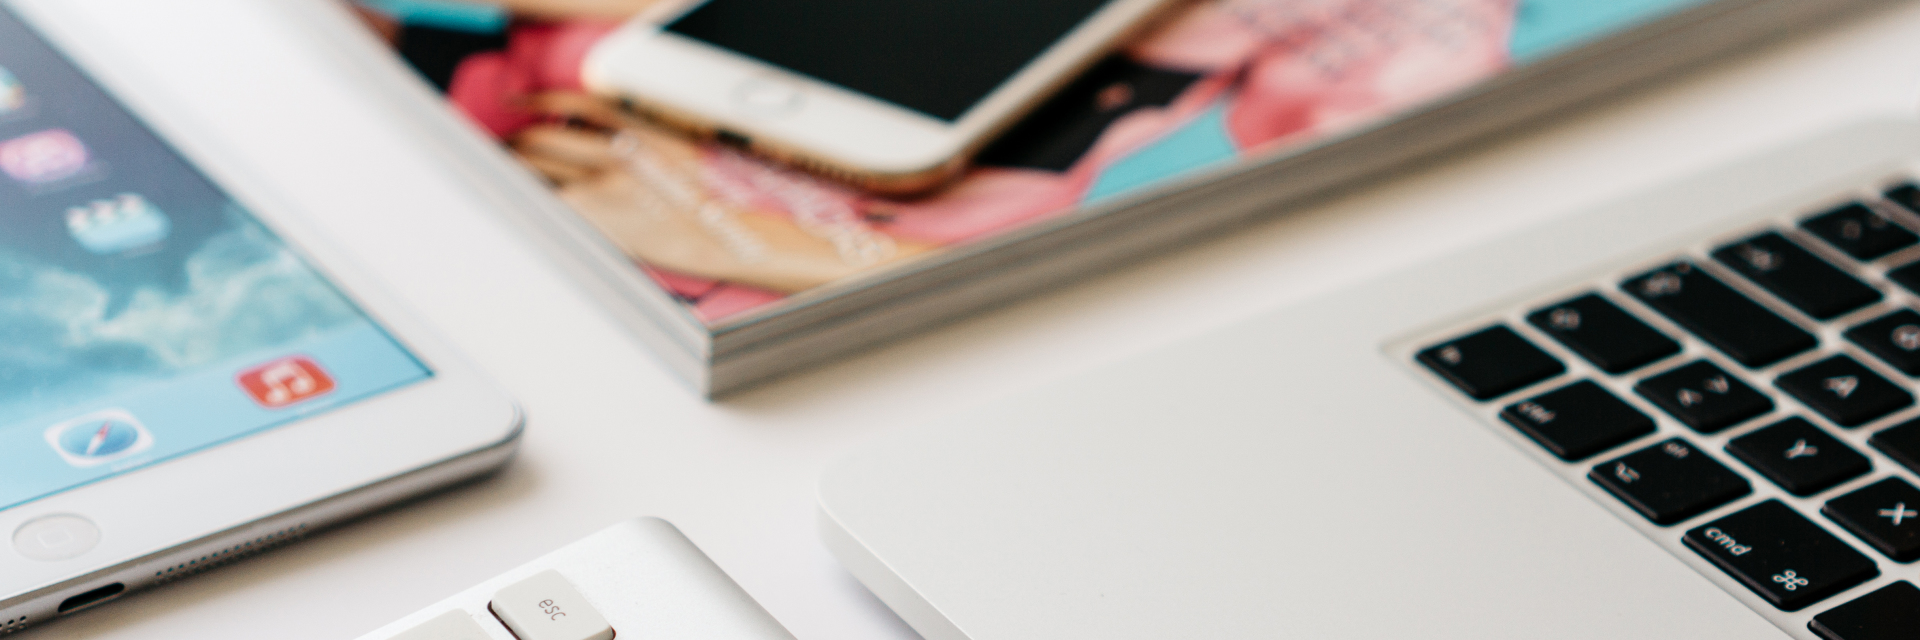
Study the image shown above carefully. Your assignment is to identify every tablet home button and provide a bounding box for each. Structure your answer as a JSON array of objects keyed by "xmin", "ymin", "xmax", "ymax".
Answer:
[{"xmin": 12, "ymin": 514, "xmax": 100, "ymax": 562}]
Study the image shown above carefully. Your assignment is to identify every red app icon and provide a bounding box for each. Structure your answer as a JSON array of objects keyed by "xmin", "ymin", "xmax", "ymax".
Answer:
[
  {"xmin": 237, "ymin": 356, "xmax": 336, "ymax": 408},
  {"xmin": 0, "ymin": 129, "xmax": 89, "ymax": 184}
]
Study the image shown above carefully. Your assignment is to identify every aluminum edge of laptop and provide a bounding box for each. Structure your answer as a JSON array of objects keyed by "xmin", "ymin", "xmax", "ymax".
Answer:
[{"xmin": 818, "ymin": 118, "xmax": 1920, "ymax": 640}]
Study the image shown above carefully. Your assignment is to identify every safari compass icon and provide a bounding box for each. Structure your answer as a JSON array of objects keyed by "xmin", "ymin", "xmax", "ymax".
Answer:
[{"xmin": 44, "ymin": 409, "xmax": 154, "ymax": 468}]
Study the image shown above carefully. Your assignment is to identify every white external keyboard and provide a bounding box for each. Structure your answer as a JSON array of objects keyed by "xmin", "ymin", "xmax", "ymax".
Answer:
[{"xmin": 357, "ymin": 518, "xmax": 794, "ymax": 640}]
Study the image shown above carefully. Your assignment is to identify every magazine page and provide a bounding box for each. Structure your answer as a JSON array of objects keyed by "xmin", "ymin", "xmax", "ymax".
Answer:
[{"xmin": 349, "ymin": 0, "xmax": 1711, "ymax": 325}]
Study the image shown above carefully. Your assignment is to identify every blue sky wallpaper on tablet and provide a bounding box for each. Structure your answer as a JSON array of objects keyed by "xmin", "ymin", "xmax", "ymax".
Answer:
[
  {"xmin": 0, "ymin": 205, "xmax": 362, "ymax": 422},
  {"xmin": 0, "ymin": 7, "xmax": 431, "ymax": 509}
]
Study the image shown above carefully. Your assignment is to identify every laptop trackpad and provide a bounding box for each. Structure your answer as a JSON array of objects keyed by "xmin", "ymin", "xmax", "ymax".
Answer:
[{"xmin": 820, "ymin": 324, "xmax": 1785, "ymax": 639}]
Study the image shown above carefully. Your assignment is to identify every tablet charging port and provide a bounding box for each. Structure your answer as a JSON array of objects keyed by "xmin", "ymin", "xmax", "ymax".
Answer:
[{"xmin": 58, "ymin": 583, "xmax": 125, "ymax": 614}]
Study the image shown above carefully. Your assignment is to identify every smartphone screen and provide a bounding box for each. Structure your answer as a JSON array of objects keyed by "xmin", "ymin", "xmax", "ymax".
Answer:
[
  {"xmin": 665, "ymin": 0, "xmax": 1113, "ymax": 122},
  {"xmin": 0, "ymin": 7, "xmax": 431, "ymax": 511}
]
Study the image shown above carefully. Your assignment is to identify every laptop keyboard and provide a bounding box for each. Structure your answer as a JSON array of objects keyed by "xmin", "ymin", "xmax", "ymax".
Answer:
[{"xmin": 1416, "ymin": 183, "xmax": 1920, "ymax": 638}]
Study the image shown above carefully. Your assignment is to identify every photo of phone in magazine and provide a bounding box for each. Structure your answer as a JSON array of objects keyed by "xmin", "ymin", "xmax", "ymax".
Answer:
[{"xmin": 345, "ymin": 0, "xmax": 1851, "ymax": 395}]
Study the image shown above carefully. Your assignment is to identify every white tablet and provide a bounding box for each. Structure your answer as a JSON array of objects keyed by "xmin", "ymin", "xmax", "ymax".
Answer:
[{"xmin": 0, "ymin": 1, "xmax": 521, "ymax": 632}]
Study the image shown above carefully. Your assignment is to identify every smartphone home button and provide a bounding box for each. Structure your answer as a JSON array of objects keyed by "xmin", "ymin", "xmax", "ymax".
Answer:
[
  {"xmin": 12, "ymin": 514, "xmax": 100, "ymax": 561},
  {"xmin": 732, "ymin": 77, "xmax": 803, "ymax": 116}
]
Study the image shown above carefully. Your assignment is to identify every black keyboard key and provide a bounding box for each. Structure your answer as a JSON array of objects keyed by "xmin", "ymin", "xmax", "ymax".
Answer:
[
  {"xmin": 1870, "ymin": 418, "xmax": 1920, "ymax": 473},
  {"xmin": 1684, "ymin": 500, "xmax": 1879, "ymax": 611},
  {"xmin": 1883, "ymin": 182, "xmax": 1920, "ymax": 213},
  {"xmin": 1590, "ymin": 438, "xmax": 1750, "ymax": 525},
  {"xmin": 1845, "ymin": 310, "xmax": 1920, "ymax": 376},
  {"xmin": 1727, "ymin": 418, "xmax": 1870, "ymax": 496},
  {"xmin": 1886, "ymin": 262, "xmax": 1920, "ymax": 296},
  {"xmin": 1823, "ymin": 477, "xmax": 1920, "ymax": 562},
  {"xmin": 1803, "ymin": 203, "xmax": 1918, "ymax": 261},
  {"xmin": 1418, "ymin": 326, "xmax": 1564, "ymax": 400},
  {"xmin": 1777, "ymin": 356, "xmax": 1914, "ymax": 427},
  {"xmin": 1811, "ymin": 581, "xmax": 1920, "ymax": 640},
  {"xmin": 1500, "ymin": 381, "xmax": 1655, "ymax": 461},
  {"xmin": 1526, "ymin": 294, "xmax": 1678, "ymax": 374},
  {"xmin": 1624, "ymin": 262, "xmax": 1816, "ymax": 368},
  {"xmin": 1635, "ymin": 361, "xmax": 1772, "ymax": 433},
  {"xmin": 1712, "ymin": 233, "xmax": 1881, "ymax": 320}
]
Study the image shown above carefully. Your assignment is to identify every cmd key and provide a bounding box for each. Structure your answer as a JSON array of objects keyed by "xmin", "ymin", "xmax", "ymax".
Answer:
[
  {"xmin": 1712, "ymin": 232, "xmax": 1880, "ymax": 320},
  {"xmin": 1417, "ymin": 326, "xmax": 1564, "ymax": 400},
  {"xmin": 1810, "ymin": 581, "xmax": 1920, "ymax": 640},
  {"xmin": 1590, "ymin": 438, "xmax": 1749, "ymax": 525},
  {"xmin": 1527, "ymin": 294, "xmax": 1678, "ymax": 374},
  {"xmin": 1684, "ymin": 500, "xmax": 1879, "ymax": 611},
  {"xmin": 1624, "ymin": 262, "xmax": 1815, "ymax": 368}
]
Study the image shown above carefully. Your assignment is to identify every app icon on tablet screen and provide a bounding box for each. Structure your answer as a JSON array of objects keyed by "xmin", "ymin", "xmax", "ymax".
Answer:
[
  {"xmin": 44, "ymin": 410, "xmax": 154, "ymax": 468},
  {"xmin": 237, "ymin": 356, "xmax": 336, "ymax": 408},
  {"xmin": 0, "ymin": 129, "xmax": 90, "ymax": 184},
  {"xmin": 66, "ymin": 193, "xmax": 171, "ymax": 255}
]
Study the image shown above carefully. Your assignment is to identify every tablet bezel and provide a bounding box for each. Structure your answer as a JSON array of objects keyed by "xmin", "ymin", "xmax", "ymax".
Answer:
[{"xmin": 0, "ymin": 0, "xmax": 523, "ymax": 605}]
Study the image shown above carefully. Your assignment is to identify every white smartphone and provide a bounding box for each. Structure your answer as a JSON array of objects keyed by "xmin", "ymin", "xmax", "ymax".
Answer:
[
  {"xmin": 0, "ymin": 1, "xmax": 521, "ymax": 632},
  {"xmin": 583, "ymin": 0, "xmax": 1177, "ymax": 194}
]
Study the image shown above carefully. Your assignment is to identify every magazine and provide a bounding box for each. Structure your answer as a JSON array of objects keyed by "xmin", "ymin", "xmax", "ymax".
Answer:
[{"xmin": 343, "ymin": 0, "xmax": 1861, "ymax": 394}]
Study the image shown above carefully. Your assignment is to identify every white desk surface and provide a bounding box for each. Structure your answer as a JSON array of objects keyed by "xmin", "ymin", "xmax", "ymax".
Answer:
[{"xmin": 29, "ymin": 2, "xmax": 1920, "ymax": 639}]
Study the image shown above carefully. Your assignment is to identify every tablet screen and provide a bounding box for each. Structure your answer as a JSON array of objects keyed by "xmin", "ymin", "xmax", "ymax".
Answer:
[{"xmin": 0, "ymin": 8, "xmax": 432, "ymax": 511}]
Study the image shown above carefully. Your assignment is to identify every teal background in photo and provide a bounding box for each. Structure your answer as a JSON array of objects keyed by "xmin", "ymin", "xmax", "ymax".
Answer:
[
  {"xmin": 1084, "ymin": 104, "xmax": 1238, "ymax": 205},
  {"xmin": 1509, "ymin": 0, "xmax": 1716, "ymax": 63}
]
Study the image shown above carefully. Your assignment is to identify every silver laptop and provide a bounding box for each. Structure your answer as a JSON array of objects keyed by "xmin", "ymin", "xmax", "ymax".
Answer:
[{"xmin": 819, "ymin": 119, "xmax": 1920, "ymax": 640}]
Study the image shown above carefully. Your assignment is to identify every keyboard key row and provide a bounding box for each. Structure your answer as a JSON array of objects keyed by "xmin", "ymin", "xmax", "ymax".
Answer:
[
  {"xmin": 1449, "ymin": 333, "xmax": 1914, "ymax": 442},
  {"xmin": 1425, "ymin": 296, "xmax": 1920, "ymax": 420},
  {"xmin": 1417, "ymin": 198, "xmax": 1920, "ymax": 403}
]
